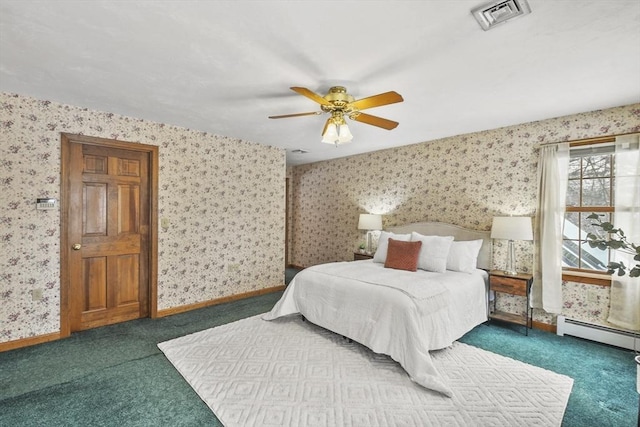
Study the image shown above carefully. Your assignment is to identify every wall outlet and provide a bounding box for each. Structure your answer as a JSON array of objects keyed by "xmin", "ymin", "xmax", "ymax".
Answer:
[{"xmin": 32, "ymin": 288, "xmax": 43, "ymax": 301}]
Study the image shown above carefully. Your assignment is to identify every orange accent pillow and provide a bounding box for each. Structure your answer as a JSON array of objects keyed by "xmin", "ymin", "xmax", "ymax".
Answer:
[{"xmin": 384, "ymin": 238, "xmax": 423, "ymax": 272}]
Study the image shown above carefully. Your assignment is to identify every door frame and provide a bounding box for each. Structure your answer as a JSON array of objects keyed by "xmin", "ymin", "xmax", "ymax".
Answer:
[
  {"xmin": 285, "ymin": 177, "xmax": 290, "ymax": 267},
  {"xmin": 60, "ymin": 133, "xmax": 159, "ymax": 338}
]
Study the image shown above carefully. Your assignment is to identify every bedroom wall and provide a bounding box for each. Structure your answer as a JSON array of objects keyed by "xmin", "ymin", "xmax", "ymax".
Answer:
[
  {"xmin": 0, "ymin": 92, "xmax": 285, "ymax": 344},
  {"xmin": 288, "ymin": 103, "xmax": 640, "ymax": 326}
]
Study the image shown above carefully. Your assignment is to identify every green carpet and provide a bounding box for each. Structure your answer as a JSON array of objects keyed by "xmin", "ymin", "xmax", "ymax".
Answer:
[
  {"xmin": 460, "ymin": 321, "xmax": 638, "ymax": 427},
  {"xmin": 1, "ymin": 291, "xmax": 637, "ymax": 427}
]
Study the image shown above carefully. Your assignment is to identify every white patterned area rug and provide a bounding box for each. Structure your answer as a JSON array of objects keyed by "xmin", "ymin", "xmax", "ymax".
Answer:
[{"xmin": 158, "ymin": 314, "xmax": 573, "ymax": 427}]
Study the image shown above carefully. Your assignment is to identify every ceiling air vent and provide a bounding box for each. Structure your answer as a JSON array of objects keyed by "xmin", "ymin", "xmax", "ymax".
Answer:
[{"xmin": 471, "ymin": 0, "xmax": 531, "ymax": 30}]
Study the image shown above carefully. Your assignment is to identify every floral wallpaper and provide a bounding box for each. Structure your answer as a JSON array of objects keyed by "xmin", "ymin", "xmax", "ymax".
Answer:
[
  {"xmin": 0, "ymin": 92, "xmax": 285, "ymax": 344},
  {"xmin": 288, "ymin": 103, "xmax": 640, "ymax": 327}
]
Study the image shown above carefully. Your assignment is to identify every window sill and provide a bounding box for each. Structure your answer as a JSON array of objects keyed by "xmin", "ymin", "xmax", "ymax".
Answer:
[{"xmin": 562, "ymin": 271, "xmax": 612, "ymax": 286}]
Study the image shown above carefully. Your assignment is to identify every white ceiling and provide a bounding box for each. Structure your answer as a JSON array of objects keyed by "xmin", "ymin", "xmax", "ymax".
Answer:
[{"xmin": 1, "ymin": 1, "xmax": 639, "ymax": 166}]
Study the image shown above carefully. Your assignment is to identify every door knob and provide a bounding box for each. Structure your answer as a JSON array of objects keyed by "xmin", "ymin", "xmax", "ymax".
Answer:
[{"xmin": 72, "ymin": 243, "xmax": 82, "ymax": 250}]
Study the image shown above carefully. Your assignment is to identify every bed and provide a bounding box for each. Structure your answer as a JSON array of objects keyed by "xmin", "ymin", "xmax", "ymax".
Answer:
[{"xmin": 263, "ymin": 222, "xmax": 492, "ymax": 397}]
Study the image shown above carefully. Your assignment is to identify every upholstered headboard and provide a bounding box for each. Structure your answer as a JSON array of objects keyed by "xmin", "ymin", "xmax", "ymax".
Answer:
[{"xmin": 386, "ymin": 222, "xmax": 492, "ymax": 270}]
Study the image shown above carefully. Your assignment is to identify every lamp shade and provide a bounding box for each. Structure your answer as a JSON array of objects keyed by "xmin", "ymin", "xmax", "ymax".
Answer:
[
  {"xmin": 338, "ymin": 124, "xmax": 353, "ymax": 143},
  {"xmin": 358, "ymin": 214, "xmax": 382, "ymax": 231},
  {"xmin": 491, "ymin": 216, "xmax": 533, "ymax": 241},
  {"xmin": 321, "ymin": 123, "xmax": 338, "ymax": 144}
]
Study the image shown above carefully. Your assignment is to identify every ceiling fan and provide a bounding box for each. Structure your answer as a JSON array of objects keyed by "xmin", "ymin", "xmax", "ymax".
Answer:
[{"xmin": 268, "ymin": 86, "xmax": 403, "ymax": 146}]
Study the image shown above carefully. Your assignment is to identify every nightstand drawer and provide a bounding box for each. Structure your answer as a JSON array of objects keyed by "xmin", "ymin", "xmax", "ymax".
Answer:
[{"xmin": 490, "ymin": 275, "xmax": 527, "ymax": 296}]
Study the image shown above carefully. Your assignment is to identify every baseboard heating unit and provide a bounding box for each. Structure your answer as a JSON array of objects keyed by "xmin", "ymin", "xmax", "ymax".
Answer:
[{"xmin": 557, "ymin": 315, "xmax": 639, "ymax": 351}]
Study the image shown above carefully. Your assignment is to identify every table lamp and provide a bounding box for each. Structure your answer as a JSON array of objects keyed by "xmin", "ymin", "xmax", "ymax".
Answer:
[
  {"xmin": 358, "ymin": 214, "xmax": 382, "ymax": 254},
  {"xmin": 491, "ymin": 216, "xmax": 533, "ymax": 275}
]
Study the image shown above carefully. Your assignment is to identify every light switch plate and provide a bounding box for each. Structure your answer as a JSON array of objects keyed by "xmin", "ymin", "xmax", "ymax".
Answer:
[{"xmin": 32, "ymin": 288, "xmax": 43, "ymax": 301}]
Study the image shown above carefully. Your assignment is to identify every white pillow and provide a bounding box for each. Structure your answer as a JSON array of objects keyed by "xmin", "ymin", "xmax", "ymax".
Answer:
[
  {"xmin": 410, "ymin": 232, "xmax": 454, "ymax": 273},
  {"xmin": 373, "ymin": 231, "xmax": 412, "ymax": 263},
  {"xmin": 446, "ymin": 239, "xmax": 484, "ymax": 273}
]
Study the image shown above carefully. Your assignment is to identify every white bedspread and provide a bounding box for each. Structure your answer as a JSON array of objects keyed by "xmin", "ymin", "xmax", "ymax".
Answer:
[{"xmin": 263, "ymin": 260, "xmax": 488, "ymax": 397}]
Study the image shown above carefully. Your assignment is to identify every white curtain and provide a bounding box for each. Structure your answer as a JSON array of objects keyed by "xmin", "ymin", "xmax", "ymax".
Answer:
[
  {"xmin": 607, "ymin": 134, "xmax": 640, "ymax": 331},
  {"xmin": 532, "ymin": 142, "xmax": 569, "ymax": 313}
]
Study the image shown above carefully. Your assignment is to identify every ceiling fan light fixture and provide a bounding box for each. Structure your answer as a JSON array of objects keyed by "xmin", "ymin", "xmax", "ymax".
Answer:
[
  {"xmin": 321, "ymin": 122, "xmax": 339, "ymax": 144},
  {"xmin": 321, "ymin": 121, "xmax": 352, "ymax": 146},
  {"xmin": 338, "ymin": 124, "xmax": 353, "ymax": 144}
]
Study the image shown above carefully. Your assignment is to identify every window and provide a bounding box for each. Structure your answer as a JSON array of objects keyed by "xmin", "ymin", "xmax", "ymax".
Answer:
[{"xmin": 562, "ymin": 139, "xmax": 615, "ymax": 273}]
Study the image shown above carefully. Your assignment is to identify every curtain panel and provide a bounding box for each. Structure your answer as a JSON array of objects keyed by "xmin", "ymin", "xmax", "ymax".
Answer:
[
  {"xmin": 607, "ymin": 134, "xmax": 640, "ymax": 331},
  {"xmin": 532, "ymin": 143, "xmax": 569, "ymax": 314}
]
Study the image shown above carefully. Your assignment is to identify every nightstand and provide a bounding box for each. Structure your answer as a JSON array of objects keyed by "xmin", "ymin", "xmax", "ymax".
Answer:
[
  {"xmin": 354, "ymin": 252, "xmax": 374, "ymax": 261},
  {"xmin": 489, "ymin": 270, "xmax": 533, "ymax": 335}
]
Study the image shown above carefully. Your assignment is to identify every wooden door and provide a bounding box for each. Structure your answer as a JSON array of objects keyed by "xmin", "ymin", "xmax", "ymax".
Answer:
[{"xmin": 61, "ymin": 134, "xmax": 157, "ymax": 333}]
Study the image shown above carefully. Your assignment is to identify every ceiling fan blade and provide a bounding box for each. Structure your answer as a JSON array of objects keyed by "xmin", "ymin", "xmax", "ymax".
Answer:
[
  {"xmin": 348, "ymin": 91, "xmax": 403, "ymax": 111},
  {"xmin": 269, "ymin": 111, "xmax": 322, "ymax": 119},
  {"xmin": 351, "ymin": 112, "xmax": 399, "ymax": 130},
  {"xmin": 290, "ymin": 87, "xmax": 332, "ymax": 106}
]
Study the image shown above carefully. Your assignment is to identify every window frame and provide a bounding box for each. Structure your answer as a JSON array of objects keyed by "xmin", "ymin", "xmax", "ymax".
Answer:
[{"xmin": 562, "ymin": 137, "xmax": 616, "ymax": 278}]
